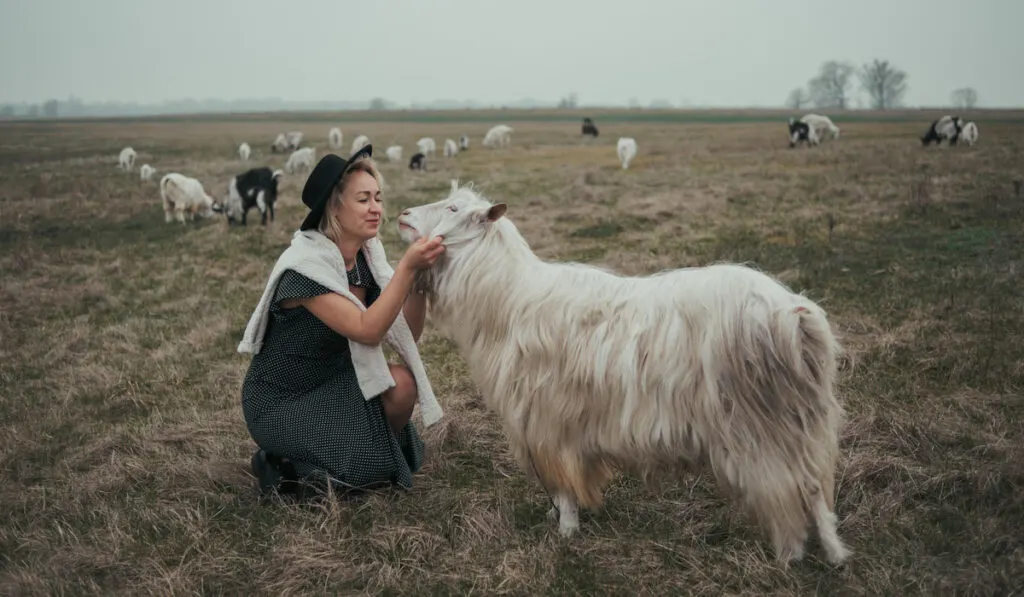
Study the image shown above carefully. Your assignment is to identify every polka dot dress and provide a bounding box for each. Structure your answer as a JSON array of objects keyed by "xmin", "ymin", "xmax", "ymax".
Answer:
[{"xmin": 242, "ymin": 248, "xmax": 425, "ymax": 492}]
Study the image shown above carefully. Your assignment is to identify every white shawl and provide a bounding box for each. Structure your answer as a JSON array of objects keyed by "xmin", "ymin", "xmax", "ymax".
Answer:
[{"xmin": 237, "ymin": 229, "xmax": 443, "ymax": 428}]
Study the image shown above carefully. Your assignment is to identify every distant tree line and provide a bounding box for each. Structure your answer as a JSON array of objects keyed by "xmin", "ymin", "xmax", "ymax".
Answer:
[
  {"xmin": 785, "ymin": 59, "xmax": 979, "ymax": 111},
  {"xmin": 0, "ymin": 95, "xmax": 599, "ymax": 119}
]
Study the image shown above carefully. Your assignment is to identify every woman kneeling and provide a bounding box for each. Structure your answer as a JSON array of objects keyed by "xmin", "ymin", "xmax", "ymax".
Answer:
[{"xmin": 237, "ymin": 145, "xmax": 445, "ymax": 496}]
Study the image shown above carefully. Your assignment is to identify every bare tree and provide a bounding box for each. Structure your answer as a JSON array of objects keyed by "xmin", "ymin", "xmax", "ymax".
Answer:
[
  {"xmin": 859, "ymin": 59, "xmax": 908, "ymax": 109},
  {"xmin": 785, "ymin": 88, "xmax": 810, "ymax": 110},
  {"xmin": 557, "ymin": 92, "xmax": 578, "ymax": 109},
  {"xmin": 950, "ymin": 87, "xmax": 978, "ymax": 109},
  {"xmin": 808, "ymin": 61, "xmax": 856, "ymax": 109}
]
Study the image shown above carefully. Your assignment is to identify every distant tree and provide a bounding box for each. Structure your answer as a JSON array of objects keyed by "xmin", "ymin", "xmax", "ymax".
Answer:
[
  {"xmin": 808, "ymin": 61, "xmax": 856, "ymax": 109},
  {"xmin": 950, "ymin": 87, "xmax": 978, "ymax": 109},
  {"xmin": 858, "ymin": 59, "xmax": 908, "ymax": 109},
  {"xmin": 628, "ymin": 97, "xmax": 641, "ymax": 109},
  {"xmin": 0, "ymin": 105, "xmax": 14, "ymax": 118},
  {"xmin": 26, "ymin": 104, "xmax": 40, "ymax": 118},
  {"xmin": 557, "ymin": 92, "xmax": 578, "ymax": 109},
  {"xmin": 368, "ymin": 97, "xmax": 388, "ymax": 110},
  {"xmin": 42, "ymin": 99, "xmax": 59, "ymax": 118},
  {"xmin": 785, "ymin": 88, "xmax": 810, "ymax": 110}
]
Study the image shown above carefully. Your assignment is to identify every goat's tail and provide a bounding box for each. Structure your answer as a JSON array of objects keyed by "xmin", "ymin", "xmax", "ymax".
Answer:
[
  {"xmin": 772, "ymin": 304, "xmax": 840, "ymax": 398},
  {"xmin": 705, "ymin": 296, "xmax": 848, "ymax": 564},
  {"xmin": 159, "ymin": 175, "xmax": 175, "ymax": 208}
]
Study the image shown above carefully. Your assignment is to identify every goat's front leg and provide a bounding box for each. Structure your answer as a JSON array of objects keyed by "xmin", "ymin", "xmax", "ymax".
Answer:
[{"xmin": 546, "ymin": 491, "xmax": 579, "ymax": 538}]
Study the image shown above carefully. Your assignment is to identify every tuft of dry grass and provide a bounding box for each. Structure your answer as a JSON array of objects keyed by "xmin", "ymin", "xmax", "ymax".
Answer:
[{"xmin": 2, "ymin": 111, "xmax": 1023, "ymax": 596}]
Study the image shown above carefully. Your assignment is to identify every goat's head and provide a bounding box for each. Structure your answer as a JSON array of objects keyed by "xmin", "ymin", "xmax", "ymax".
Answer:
[{"xmin": 397, "ymin": 184, "xmax": 507, "ymax": 249}]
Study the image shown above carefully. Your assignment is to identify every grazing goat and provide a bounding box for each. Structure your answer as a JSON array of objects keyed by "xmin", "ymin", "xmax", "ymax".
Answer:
[
  {"xmin": 444, "ymin": 138, "xmax": 459, "ymax": 157},
  {"xmin": 271, "ymin": 133, "xmax": 290, "ymax": 153},
  {"xmin": 224, "ymin": 167, "xmax": 283, "ymax": 226},
  {"xmin": 118, "ymin": 146, "xmax": 136, "ymax": 171},
  {"xmin": 788, "ymin": 118, "xmax": 819, "ymax": 148},
  {"xmin": 139, "ymin": 164, "xmax": 156, "ymax": 182},
  {"xmin": 582, "ymin": 117, "xmax": 599, "ymax": 137},
  {"xmin": 285, "ymin": 131, "xmax": 304, "ymax": 149},
  {"xmin": 482, "ymin": 124, "xmax": 513, "ymax": 148},
  {"xmin": 386, "ymin": 145, "xmax": 404, "ymax": 163},
  {"xmin": 395, "ymin": 184, "xmax": 850, "ymax": 566},
  {"xmin": 285, "ymin": 147, "xmax": 315, "ymax": 174},
  {"xmin": 960, "ymin": 121, "xmax": 979, "ymax": 146},
  {"xmin": 409, "ymin": 152, "xmax": 426, "ymax": 170},
  {"xmin": 459, "ymin": 134, "xmax": 470, "ymax": 150},
  {"xmin": 921, "ymin": 115, "xmax": 963, "ymax": 146},
  {"xmin": 329, "ymin": 127, "xmax": 343, "ymax": 149},
  {"xmin": 351, "ymin": 134, "xmax": 370, "ymax": 154},
  {"xmin": 417, "ymin": 137, "xmax": 437, "ymax": 157},
  {"xmin": 799, "ymin": 114, "xmax": 840, "ymax": 140},
  {"xmin": 239, "ymin": 142, "xmax": 251, "ymax": 161},
  {"xmin": 160, "ymin": 173, "xmax": 217, "ymax": 224},
  {"xmin": 617, "ymin": 137, "xmax": 637, "ymax": 169}
]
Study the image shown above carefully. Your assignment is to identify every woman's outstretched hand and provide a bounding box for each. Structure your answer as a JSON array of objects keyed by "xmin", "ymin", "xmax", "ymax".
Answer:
[{"xmin": 400, "ymin": 236, "xmax": 445, "ymax": 271}]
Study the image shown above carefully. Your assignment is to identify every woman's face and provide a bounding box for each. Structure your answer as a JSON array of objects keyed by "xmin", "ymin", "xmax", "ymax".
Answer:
[{"xmin": 335, "ymin": 170, "xmax": 382, "ymax": 240}]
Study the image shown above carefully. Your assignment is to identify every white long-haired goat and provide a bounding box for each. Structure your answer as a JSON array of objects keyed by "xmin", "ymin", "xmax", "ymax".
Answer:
[
  {"xmin": 239, "ymin": 142, "xmax": 251, "ymax": 161},
  {"xmin": 959, "ymin": 121, "xmax": 979, "ymax": 146},
  {"xmin": 444, "ymin": 138, "xmax": 459, "ymax": 157},
  {"xmin": 118, "ymin": 146, "xmax": 136, "ymax": 171},
  {"xmin": 386, "ymin": 145, "xmax": 404, "ymax": 163},
  {"xmin": 799, "ymin": 114, "xmax": 840, "ymax": 140},
  {"xmin": 617, "ymin": 137, "xmax": 637, "ymax": 169},
  {"xmin": 482, "ymin": 124, "xmax": 513, "ymax": 148},
  {"xmin": 329, "ymin": 127, "xmax": 343, "ymax": 149},
  {"xmin": 351, "ymin": 134, "xmax": 370, "ymax": 154},
  {"xmin": 285, "ymin": 147, "xmax": 315, "ymax": 174},
  {"xmin": 396, "ymin": 184, "xmax": 850, "ymax": 566},
  {"xmin": 159, "ymin": 173, "xmax": 217, "ymax": 224},
  {"xmin": 139, "ymin": 164, "xmax": 156, "ymax": 182},
  {"xmin": 417, "ymin": 137, "xmax": 437, "ymax": 157}
]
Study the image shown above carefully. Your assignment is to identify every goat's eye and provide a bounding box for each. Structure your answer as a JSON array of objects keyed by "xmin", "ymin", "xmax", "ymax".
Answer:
[{"xmin": 448, "ymin": 205, "xmax": 458, "ymax": 212}]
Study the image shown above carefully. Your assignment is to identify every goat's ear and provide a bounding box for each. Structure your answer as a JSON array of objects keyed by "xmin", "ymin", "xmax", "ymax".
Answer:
[{"xmin": 485, "ymin": 203, "xmax": 507, "ymax": 222}]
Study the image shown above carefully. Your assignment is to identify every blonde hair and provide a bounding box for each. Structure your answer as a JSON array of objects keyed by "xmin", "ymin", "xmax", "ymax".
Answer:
[{"xmin": 318, "ymin": 157, "xmax": 386, "ymax": 243}]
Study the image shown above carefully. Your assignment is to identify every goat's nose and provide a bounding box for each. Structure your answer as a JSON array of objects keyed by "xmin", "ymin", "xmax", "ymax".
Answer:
[{"xmin": 401, "ymin": 209, "xmax": 411, "ymax": 216}]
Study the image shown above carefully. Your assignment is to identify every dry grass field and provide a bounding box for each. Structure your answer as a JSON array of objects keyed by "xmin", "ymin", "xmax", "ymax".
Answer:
[{"xmin": 2, "ymin": 109, "xmax": 1023, "ymax": 595}]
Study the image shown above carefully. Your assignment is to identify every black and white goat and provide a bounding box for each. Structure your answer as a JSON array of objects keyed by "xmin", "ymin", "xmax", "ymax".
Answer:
[
  {"xmin": 921, "ymin": 115, "xmax": 964, "ymax": 146},
  {"xmin": 787, "ymin": 118, "xmax": 819, "ymax": 148},
  {"xmin": 409, "ymin": 152, "xmax": 426, "ymax": 170},
  {"xmin": 582, "ymin": 117, "xmax": 599, "ymax": 137},
  {"xmin": 223, "ymin": 167, "xmax": 283, "ymax": 226}
]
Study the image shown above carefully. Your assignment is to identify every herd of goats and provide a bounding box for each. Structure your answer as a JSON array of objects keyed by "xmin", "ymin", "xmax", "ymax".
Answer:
[{"xmin": 111, "ymin": 113, "xmax": 979, "ymax": 227}]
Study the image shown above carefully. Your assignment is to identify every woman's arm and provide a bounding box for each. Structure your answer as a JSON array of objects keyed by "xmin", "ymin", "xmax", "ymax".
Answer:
[
  {"xmin": 290, "ymin": 261, "xmax": 417, "ymax": 346},
  {"xmin": 403, "ymin": 290, "xmax": 428, "ymax": 343},
  {"xmin": 283, "ymin": 237, "xmax": 444, "ymax": 346}
]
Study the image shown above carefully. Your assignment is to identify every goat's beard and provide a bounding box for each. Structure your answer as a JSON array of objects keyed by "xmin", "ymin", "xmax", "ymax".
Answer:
[{"xmin": 413, "ymin": 268, "xmax": 435, "ymax": 296}]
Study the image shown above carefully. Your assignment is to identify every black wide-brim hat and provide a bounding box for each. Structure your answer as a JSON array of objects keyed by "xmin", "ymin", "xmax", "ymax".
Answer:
[{"xmin": 299, "ymin": 144, "xmax": 373, "ymax": 231}]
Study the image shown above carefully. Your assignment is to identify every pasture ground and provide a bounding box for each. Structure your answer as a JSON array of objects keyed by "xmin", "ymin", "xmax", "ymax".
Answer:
[{"xmin": 2, "ymin": 110, "xmax": 1023, "ymax": 595}]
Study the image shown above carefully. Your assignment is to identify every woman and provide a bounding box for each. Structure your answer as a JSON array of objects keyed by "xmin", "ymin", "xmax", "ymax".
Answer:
[{"xmin": 237, "ymin": 145, "xmax": 446, "ymax": 496}]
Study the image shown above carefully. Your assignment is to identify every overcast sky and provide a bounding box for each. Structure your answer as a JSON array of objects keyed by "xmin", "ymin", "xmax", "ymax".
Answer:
[{"xmin": 2, "ymin": 0, "xmax": 1021, "ymax": 107}]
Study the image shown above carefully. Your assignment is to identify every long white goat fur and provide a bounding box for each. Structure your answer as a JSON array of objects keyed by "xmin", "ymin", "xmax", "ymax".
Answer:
[
  {"xmin": 160, "ymin": 173, "xmax": 214, "ymax": 223},
  {"xmin": 617, "ymin": 137, "xmax": 637, "ymax": 169},
  {"xmin": 960, "ymin": 121, "xmax": 979, "ymax": 146},
  {"xmin": 800, "ymin": 113, "xmax": 840, "ymax": 139},
  {"xmin": 402, "ymin": 185, "xmax": 850, "ymax": 565}
]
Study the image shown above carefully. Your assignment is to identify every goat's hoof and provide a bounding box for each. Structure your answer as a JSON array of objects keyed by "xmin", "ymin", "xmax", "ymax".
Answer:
[
  {"xmin": 824, "ymin": 543, "xmax": 852, "ymax": 567},
  {"xmin": 557, "ymin": 520, "xmax": 578, "ymax": 538}
]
